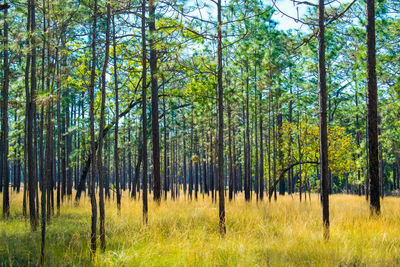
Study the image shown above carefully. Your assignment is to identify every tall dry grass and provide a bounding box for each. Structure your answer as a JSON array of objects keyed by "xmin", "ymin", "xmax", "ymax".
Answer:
[{"xmin": 1, "ymin": 189, "xmax": 399, "ymax": 266}]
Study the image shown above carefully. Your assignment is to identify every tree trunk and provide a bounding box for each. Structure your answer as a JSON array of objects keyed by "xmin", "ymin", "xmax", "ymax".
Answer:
[
  {"xmin": 97, "ymin": 3, "xmax": 111, "ymax": 251},
  {"xmin": 298, "ymin": 115, "xmax": 302, "ymax": 202},
  {"xmin": 232, "ymin": 128, "xmax": 237, "ymax": 198},
  {"xmin": 183, "ymin": 115, "xmax": 187, "ymax": 196},
  {"xmin": 189, "ymin": 110, "xmax": 193, "ymax": 200},
  {"xmin": 318, "ymin": 0, "xmax": 330, "ymax": 239},
  {"xmin": 27, "ymin": 0, "xmax": 38, "ymax": 231},
  {"xmin": 288, "ymin": 87, "xmax": 293, "ymax": 195},
  {"xmin": 277, "ymin": 92, "xmax": 284, "ymax": 196},
  {"xmin": 163, "ymin": 88, "xmax": 168, "ymax": 200},
  {"xmin": 245, "ymin": 61, "xmax": 251, "ymax": 202},
  {"xmin": 378, "ymin": 116, "xmax": 384, "ymax": 198},
  {"xmin": 56, "ymin": 45, "xmax": 61, "ymax": 214},
  {"xmin": 2, "ymin": 2, "xmax": 10, "ymax": 217},
  {"xmin": 267, "ymin": 91, "xmax": 272, "ymax": 201},
  {"xmin": 141, "ymin": 0, "xmax": 148, "ymax": 224},
  {"xmin": 366, "ymin": 0, "xmax": 380, "ymax": 215},
  {"xmin": 254, "ymin": 61, "xmax": 259, "ymax": 200},
  {"xmin": 228, "ymin": 104, "xmax": 233, "ymax": 201},
  {"xmin": 112, "ymin": 12, "xmax": 121, "ymax": 213},
  {"xmin": 259, "ymin": 87, "xmax": 264, "ymax": 201},
  {"xmin": 272, "ymin": 102, "xmax": 277, "ymax": 201},
  {"xmin": 217, "ymin": 0, "xmax": 226, "ymax": 235},
  {"xmin": 89, "ymin": 0, "xmax": 98, "ymax": 254},
  {"xmin": 355, "ymin": 81, "xmax": 362, "ymax": 196},
  {"xmin": 148, "ymin": 0, "xmax": 161, "ymax": 203},
  {"xmin": 41, "ymin": 99, "xmax": 52, "ymax": 264},
  {"xmin": 60, "ymin": 31, "xmax": 67, "ymax": 201}
]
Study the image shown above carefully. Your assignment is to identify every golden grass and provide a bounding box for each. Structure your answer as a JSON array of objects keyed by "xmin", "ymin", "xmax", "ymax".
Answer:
[{"xmin": 1, "ymin": 190, "xmax": 400, "ymax": 266}]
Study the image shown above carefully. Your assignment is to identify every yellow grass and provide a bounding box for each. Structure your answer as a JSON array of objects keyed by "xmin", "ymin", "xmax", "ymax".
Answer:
[{"xmin": 1, "ymin": 190, "xmax": 400, "ymax": 266}]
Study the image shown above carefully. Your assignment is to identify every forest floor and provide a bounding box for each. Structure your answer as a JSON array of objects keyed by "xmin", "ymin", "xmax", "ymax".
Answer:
[{"xmin": 1, "ymin": 191, "xmax": 400, "ymax": 266}]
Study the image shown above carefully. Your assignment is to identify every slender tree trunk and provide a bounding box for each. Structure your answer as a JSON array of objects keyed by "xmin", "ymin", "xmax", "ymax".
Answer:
[
  {"xmin": 211, "ymin": 131, "xmax": 215, "ymax": 202},
  {"xmin": 232, "ymin": 128, "xmax": 237, "ymax": 198},
  {"xmin": 171, "ymin": 133, "xmax": 175, "ymax": 200},
  {"xmin": 272, "ymin": 103, "xmax": 277, "ymax": 201},
  {"xmin": 112, "ymin": 12, "xmax": 121, "ymax": 213},
  {"xmin": 183, "ymin": 115, "xmax": 187, "ymax": 196},
  {"xmin": 298, "ymin": 115, "xmax": 302, "ymax": 202},
  {"xmin": 2, "ymin": 2, "xmax": 10, "ymax": 217},
  {"xmin": 60, "ymin": 31, "xmax": 67, "ymax": 201},
  {"xmin": 41, "ymin": 100, "xmax": 52, "ymax": 264},
  {"xmin": 365, "ymin": 115, "xmax": 369, "ymax": 200},
  {"xmin": 27, "ymin": 0, "xmax": 38, "ymax": 231},
  {"xmin": 245, "ymin": 61, "xmax": 251, "ymax": 202},
  {"xmin": 318, "ymin": 0, "xmax": 330, "ymax": 239},
  {"xmin": 189, "ymin": 110, "xmax": 193, "ymax": 200},
  {"xmin": 122, "ymin": 136, "xmax": 127, "ymax": 191},
  {"xmin": 46, "ymin": 0, "xmax": 53, "ymax": 221},
  {"xmin": 105, "ymin": 135, "xmax": 111, "ymax": 199},
  {"xmin": 254, "ymin": 61, "xmax": 259, "ymax": 200},
  {"xmin": 89, "ymin": 0, "xmax": 98, "ymax": 254},
  {"xmin": 128, "ymin": 121, "xmax": 133, "ymax": 193},
  {"xmin": 141, "ymin": 0, "xmax": 148, "ymax": 224},
  {"xmin": 163, "ymin": 89, "xmax": 168, "ymax": 200},
  {"xmin": 228, "ymin": 104, "xmax": 233, "ymax": 201},
  {"xmin": 355, "ymin": 81, "xmax": 362, "ymax": 196},
  {"xmin": 97, "ymin": 3, "xmax": 111, "ymax": 251},
  {"xmin": 195, "ymin": 145, "xmax": 199, "ymax": 200},
  {"xmin": 288, "ymin": 87, "xmax": 293, "ymax": 195},
  {"xmin": 217, "ymin": 0, "xmax": 226, "ymax": 235},
  {"xmin": 259, "ymin": 84, "xmax": 264, "ymax": 201},
  {"xmin": 23, "ymin": 6, "xmax": 31, "ymax": 217},
  {"xmin": 56, "ymin": 45, "xmax": 61, "ymax": 214},
  {"xmin": 378, "ymin": 116, "xmax": 384, "ymax": 198},
  {"xmin": 66, "ymin": 100, "xmax": 72, "ymax": 197},
  {"xmin": 23, "ymin": 158, "xmax": 27, "ymax": 217},
  {"xmin": 277, "ymin": 88, "xmax": 284, "ymax": 196},
  {"xmin": 39, "ymin": 107, "xmax": 44, "ymax": 195},
  {"xmin": 366, "ymin": 0, "xmax": 380, "ymax": 215},
  {"xmin": 268, "ymin": 91, "xmax": 272, "ymax": 202},
  {"xmin": 39, "ymin": 0, "xmax": 46, "ymax": 221},
  {"xmin": 148, "ymin": 0, "xmax": 161, "ymax": 203},
  {"xmin": 133, "ymin": 135, "xmax": 142, "ymax": 199}
]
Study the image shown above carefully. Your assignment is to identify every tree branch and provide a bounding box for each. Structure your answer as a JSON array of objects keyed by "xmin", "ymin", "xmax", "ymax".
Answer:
[{"xmin": 268, "ymin": 161, "xmax": 319, "ymax": 200}]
